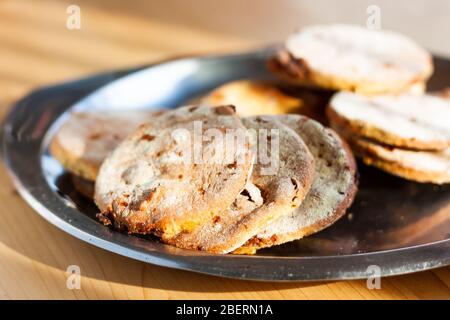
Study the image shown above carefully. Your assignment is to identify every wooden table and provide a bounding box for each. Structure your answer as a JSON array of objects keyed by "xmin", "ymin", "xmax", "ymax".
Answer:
[{"xmin": 1, "ymin": 0, "xmax": 449, "ymax": 300}]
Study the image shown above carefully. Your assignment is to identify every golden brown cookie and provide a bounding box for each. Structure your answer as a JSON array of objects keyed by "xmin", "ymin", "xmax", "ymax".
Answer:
[
  {"xmin": 94, "ymin": 105, "xmax": 255, "ymax": 241},
  {"xmin": 237, "ymin": 115, "xmax": 357, "ymax": 253},
  {"xmin": 200, "ymin": 80, "xmax": 303, "ymax": 116},
  {"xmin": 166, "ymin": 116, "xmax": 315, "ymax": 253},
  {"xmin": 50, "ymin": 110, "xmax": 161, "ymax": 181},
  {"xmin": 269, "ymin": 24, "xmax": 433, "ymax": 94},
  {"xmin": 201, "ymin": 79, "xmax": 333, "ymax": 124},
  {"xmin": 327, "ymin": 91, "xmax": 450, "ymax": 151}
]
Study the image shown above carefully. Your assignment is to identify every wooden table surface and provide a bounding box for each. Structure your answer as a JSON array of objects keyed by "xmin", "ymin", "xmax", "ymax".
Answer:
[{"xmin": 1, "ymin": 0, "xmax": 449, "ymax": 300}]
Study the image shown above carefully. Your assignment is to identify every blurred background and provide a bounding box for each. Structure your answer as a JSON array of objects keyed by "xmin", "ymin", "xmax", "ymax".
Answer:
[{"xmin": 1, "ymin": 0, "xmax": 449, "ymax": 112}]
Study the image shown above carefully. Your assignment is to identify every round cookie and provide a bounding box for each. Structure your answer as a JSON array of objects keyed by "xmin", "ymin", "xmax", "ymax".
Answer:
[
  {"xmin": 94, "ymin": 105, "xmax": 255, "ymax": 241},
  {"xmin": 238, "ymin": 115, "xmax": 358, "ymax": 253},
  {"xmin": 201, "ymin": 79, "xmax": 332, "ymax": 123},
  {"xmin": 269, "ymin": 24, "xmax": 433, "ymax": 94},
  {"xmin": 50, "ymin": 110, "xmax": 161, "ymax": 181},
  {"xmin": 344, "ymin": 135, "xmax": 450, "ymax": 184},
  {"xmin": 327, "ymin": 91, "xmax": 450, "ymax": 151},
  {"xmin": 200, "ymin": 80, "xmax": 303, "ymax": 116},
  {"xmin": 166, "ymin": 116, "xmax": 315, "ymax": 253}
]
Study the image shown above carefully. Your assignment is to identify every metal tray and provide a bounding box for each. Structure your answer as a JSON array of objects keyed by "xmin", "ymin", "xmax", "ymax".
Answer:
[{"xmin": 2, "ymin": 49, "xmax": 450, "ymax": 281}]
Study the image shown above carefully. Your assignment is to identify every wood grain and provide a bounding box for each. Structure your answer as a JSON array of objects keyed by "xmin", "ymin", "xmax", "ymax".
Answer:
[{"xmin": 0, "ymin": 0, "xmax": 449, "ymax": 300}]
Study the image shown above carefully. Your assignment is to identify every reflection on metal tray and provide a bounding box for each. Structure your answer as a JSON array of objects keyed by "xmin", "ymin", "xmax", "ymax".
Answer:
[{"xmin": 2, "ymin": 49, "xmax": 450, "ymax": 281}]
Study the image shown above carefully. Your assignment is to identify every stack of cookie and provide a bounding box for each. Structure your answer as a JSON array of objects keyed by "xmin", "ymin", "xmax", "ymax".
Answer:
[
  {"xmin": 268, "ymin": 24, "xmax": 449, "ymax": 184},
  {"xmin": 51, "ymin": 105, "xmax": 357, "ymax": 254},
  {"xmin": 327, "ymin": 92, "xmax": 450, "ymax": 184}
]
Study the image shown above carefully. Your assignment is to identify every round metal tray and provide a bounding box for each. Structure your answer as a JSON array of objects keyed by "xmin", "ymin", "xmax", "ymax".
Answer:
[{"xmin": 2, "ymin": 49, "xmax": 450, "ymax": 281}]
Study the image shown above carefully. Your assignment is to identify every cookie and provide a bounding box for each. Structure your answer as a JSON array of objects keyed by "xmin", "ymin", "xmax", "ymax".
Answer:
[
  {"xmin": 327, "ymin": 91, "xmax": 450, "ymax": 151},
  {"xmin": 269, "ymin": 24, "xmax": 433, "ymax": 94},
  {"xmin": 166, "ymin": 116, "xmax": 315, "ymax": 253},
  {"xmin": 94, "ymin": 105, "xmax": 255, "ymax": 241},
  {"xmin": 50, "ymin": 110, "xmax": 161, "ymax": 181},
  {"xmin": 200, "ymin": 80, "xmax": 303, "ymax": 116},
  {"xmin": 237, "ymin": 115, "xmax": 357, "ymax": 253},
  {"xmin": 201, "ymin": 79, "xmax": 333, "ymax": 124},
  {"xmin": 341, "ymin": 133, "xmax": 450, "ymax": 184}
]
